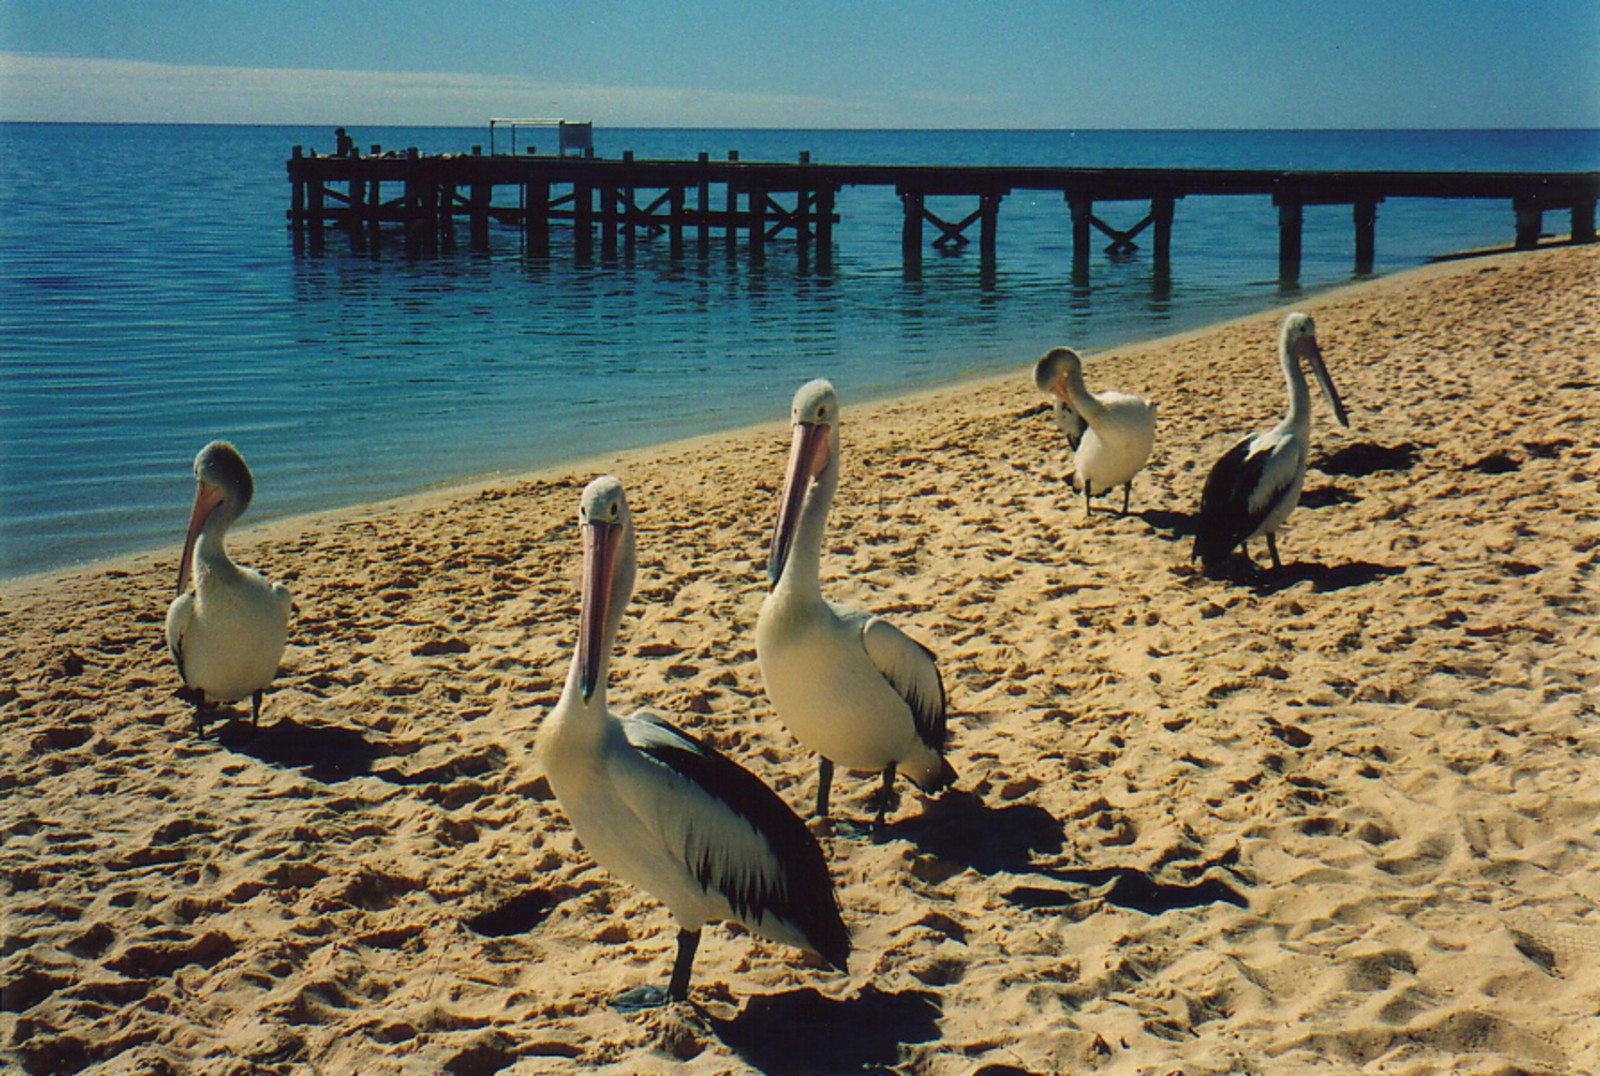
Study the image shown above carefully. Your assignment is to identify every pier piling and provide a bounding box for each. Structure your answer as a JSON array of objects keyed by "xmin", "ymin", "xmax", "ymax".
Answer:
[{"xmin": 1354, "ymin": 199, "xmax": 1380, "ymax": 275}]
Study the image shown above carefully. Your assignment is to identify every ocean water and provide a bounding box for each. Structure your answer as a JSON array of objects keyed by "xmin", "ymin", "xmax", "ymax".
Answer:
[{"xmin": 2, "ymin": 124, "xmax": 1596, "ymax": 579}]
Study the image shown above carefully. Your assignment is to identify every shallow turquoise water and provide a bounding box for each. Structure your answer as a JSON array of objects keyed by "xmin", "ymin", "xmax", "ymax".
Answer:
[{"xmin": 2, "ymin": 124, "xmax": 1595, "ymax": 576}]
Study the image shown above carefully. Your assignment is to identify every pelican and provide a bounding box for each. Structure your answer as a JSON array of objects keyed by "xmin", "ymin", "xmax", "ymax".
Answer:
[
  {"xmin": 756, "ymin": 379, "xmax": 955, "ymax": 827},
  {"xmin": 165, "ymin": 441, "xmax": 292, "ymax": 728},
  {"xmin": 1193, "ymin": 312, "xmax": 1350, "ymax": 573},
  {"xmin": 1033, "ymin": 346, "xmax": 1157, "ymax": 516},
  {"xmin": 537, "ymin": 476, "xmax": 849, "ymax": 1007}
]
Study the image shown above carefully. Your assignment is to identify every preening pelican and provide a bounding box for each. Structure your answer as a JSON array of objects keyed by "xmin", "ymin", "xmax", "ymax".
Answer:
[
  {"xmin": 1033, "ymin": 346, "xmax": 1157, "ymax": 516},
  {"xmin": 537, "ymin": 476, "xmax": 849, "ymax": 1006},
  {"xmin": 1193, "ymin": 313, "xmax": 1351, "ymax": 573},
  {"xmin": 756, "ymin": 379, "xmax": 955, "ymax": 827},
  {"xmin": 165, "ymin": 441, "xmax": 292, "ymax": 728}
]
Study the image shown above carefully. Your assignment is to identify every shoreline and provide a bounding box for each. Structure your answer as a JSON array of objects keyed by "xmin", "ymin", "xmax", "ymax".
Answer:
[{"xmin": 0, "ymin": 239, "xmax": 1561, "ymax": 608}]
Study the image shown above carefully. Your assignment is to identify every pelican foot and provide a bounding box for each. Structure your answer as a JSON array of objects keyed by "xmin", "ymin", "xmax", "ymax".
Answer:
[
  {"xmin": 869, "ymin": 775, "xmax": 901, "ymax": 838},
  {"xmin": 609, "ymin": 984, "xmax": 673, "ymax": 1012},
  {"xmin": 826, "ymin": 816, "xmax": 880, "ymax": 843},
  {"xmin": 804, "ymin": 815, "xmax": 836, "ymax": 839},
  {"xmin": 1201, "ymin": 549, "xmax": 1266, "ymax": 583}
]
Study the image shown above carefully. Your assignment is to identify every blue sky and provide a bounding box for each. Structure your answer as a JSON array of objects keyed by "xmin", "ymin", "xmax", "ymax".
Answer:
[{"xmin": 2, "ymin": 0, "xmax": 1597, "ymax": 127}]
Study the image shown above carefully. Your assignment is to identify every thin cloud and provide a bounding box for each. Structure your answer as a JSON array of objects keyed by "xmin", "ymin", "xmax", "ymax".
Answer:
[{"xmin": 0, "ymin": 52, "xmax": 973, "ymax": 127}]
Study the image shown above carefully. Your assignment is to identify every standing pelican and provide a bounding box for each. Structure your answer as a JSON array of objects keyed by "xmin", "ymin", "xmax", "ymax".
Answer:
[
  {"xmin": 1193, "ymin": 312, "xmax": 1351, "ymax": 573},
  {"xmin": 756, "ymin": 379, "xmax": 955, "ymax": 827},
  {"xmin": 537, "ymin": 476, "xmax": 849, "ymax": 1007},
  {"xmin": 1033, "ymin": 346, "xmax": 1157, "ymax": 517},
  {"xmin": 165, "ymin": 441, "xmax": 292, "ymax": 728}
]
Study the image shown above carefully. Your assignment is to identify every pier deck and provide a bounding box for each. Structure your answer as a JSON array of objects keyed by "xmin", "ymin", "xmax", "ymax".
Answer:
[{"xmin": 286, "ymin": 147, "xmax": 1600, "ymax": 284}]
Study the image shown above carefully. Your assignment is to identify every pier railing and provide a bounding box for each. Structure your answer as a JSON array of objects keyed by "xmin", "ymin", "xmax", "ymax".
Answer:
[{"xmin": 286, "ymin": 146, "xmax": 1600, "ymax": 284}]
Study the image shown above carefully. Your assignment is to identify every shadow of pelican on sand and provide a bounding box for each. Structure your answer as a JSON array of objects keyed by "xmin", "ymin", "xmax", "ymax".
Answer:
[{"xmin": 707, "ymin": 985, "xmax": 941, "ymax": 1076}]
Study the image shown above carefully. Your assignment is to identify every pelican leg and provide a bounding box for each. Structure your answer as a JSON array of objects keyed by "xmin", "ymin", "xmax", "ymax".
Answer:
[
  {"xmin": 179, "ymin": 688, "xmax": 214, "ymax": 733},
  {"xmin": 1121, "ymin": 482, "xmax": 1132, "ymax": 515},
  {"xmin": 667, "ymin": 928, "xmax": 701, "ymax": 1001},
  {"xmin": 1266, "ymin": 533, "xmax": 1282, "ymax": 571},
  {"xmin": 871, "ymin": 764, "xmax": 899, "ymax": 830},
  {"xmin": 1083, "ymin": 482, "xmax": 1092, "ymax": 519},
  {"xmin": 250, "ymin": 689, "xmax": 263, "ymax": 728},
  {"xmin": 814, "ymin": 757, "xmax": 834, "ymax": 819}
]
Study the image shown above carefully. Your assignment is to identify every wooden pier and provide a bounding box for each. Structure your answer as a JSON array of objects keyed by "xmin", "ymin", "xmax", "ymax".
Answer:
[{"xmin": 287, "ymin": 146, "xmax": 1600, "ymax": 285}]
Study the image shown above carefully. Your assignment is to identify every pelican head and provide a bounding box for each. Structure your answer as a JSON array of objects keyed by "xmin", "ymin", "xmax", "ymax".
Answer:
[
  {"xmin": 1033, "ymin": 346, "xmax": 1083, "ymax": 401},
  {"xmin": 176, "ymin": 441, "xmax": 255, "ymax": 594},
  {"xmin": 577, "ymin": 475, "xmax": 636, "ymax": 705},
  {"xmin": 1281, "ymin": 313, "xmax": 1350, "ymax": 428},
  {"xmin": 768, "ymin": 378, "xmax": 838, "ymax": 587}
]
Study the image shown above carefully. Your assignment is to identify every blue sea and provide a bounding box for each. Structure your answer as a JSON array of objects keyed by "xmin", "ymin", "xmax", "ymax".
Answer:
[{"xmin": 2, "ymin": 124, "xmax": 1597, "ymax": 579}]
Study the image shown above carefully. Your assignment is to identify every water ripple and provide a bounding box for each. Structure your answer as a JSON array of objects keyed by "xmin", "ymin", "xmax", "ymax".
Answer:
[{"xmin": 3, "ymin": 122, "xmax": 1595, "ymax": 576}]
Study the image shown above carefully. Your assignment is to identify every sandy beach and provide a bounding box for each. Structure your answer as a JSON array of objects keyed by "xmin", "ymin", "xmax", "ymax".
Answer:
[{"xmin": 3, "ymin": 241, "xmax": 1598, "ymax": 1075}]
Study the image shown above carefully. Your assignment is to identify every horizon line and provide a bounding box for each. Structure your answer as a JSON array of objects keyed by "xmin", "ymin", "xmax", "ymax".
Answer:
[{"xmin": 5, "ymin": 120, "xmax": 1599, "ymax": 134}]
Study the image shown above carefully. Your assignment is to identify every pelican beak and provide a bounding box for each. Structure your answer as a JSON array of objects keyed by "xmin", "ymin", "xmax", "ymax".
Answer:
[
  {"xmin": 1303, "ymin": 338, "xmax": 1350, "ymax": 428},
  {"xmin": 176, "ymin": 480, "xmax": 225, "ymax": 595},
  {"xmin": 768, "ymin": 420, "xmax": 830, "ymax": 586},
  {"xmin": 579, "ymin": 517, "xmax": 622, "ymax": 704}
]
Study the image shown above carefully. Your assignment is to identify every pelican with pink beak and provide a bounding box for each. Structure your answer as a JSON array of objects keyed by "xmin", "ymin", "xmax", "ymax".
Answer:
[
  {"xmin": 1194, "ymin": 312, "xmax": 1351, "ymax": 573},
  {"xmin": 1033, "ymin": 345, "xmax": 1156, "ymax": 517},
  {"xmin": 537, "ymin": 476, "xmax": 849, "ymax": 1007},
  {"xmin": 756, "ymin": 379, "xmax": 956, "ymax": 827},
  {"xmin": 164, "ymin": 441, "xmax": 292, "ymax": 728}
]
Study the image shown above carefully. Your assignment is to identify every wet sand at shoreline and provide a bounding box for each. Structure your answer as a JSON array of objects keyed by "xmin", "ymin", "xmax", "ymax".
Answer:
[{"xmin": 3, "ymin": 242, "xmax": 1597, "ymax": 1075}]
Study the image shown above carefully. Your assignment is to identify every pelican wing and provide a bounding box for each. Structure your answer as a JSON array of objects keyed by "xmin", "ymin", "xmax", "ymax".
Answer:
[
  {"xmin": 1194, "ymin": 430, "xmax": 1304, "ymax": 564},
  {"xmin": 165, "ymin": 593, "xmax": 195, "ymax": 684},
  {"xmin": 857, "ymin": 614, "xmax": 948, "ymax": 753},
  {"xmin": 616, "ymin": 713, "xmax": 849, "ymax": 968}
]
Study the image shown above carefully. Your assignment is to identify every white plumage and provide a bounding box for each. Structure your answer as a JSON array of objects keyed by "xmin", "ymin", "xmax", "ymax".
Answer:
[
  {"xmin": 755, "ymin": 379, "xmax": 955, "ymax": 826},
  {"xmin": 165, "ymin": 441, "xmax": 291, "ymax": 728},
  {"xmin": 1193, "ymin": 312, "xmax": 1351, "ymax": 572},
  {"xmin": 1033, "ymin": 346, "xmax": 1157, "ymax": 517},
  {"xmin": 537, "ymin": 476, "xmax": 848, "ymax": 1006}
]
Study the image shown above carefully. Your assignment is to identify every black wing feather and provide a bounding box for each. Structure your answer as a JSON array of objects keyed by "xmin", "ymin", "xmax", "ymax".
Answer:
[
  {"xmin": 625, "ymin": 716, "xmax": 850, "ymax": 970},
  {"xmin": 901, "ymin": 635, "xmax": 949, "ymax": 755},
  {"xmin": 1193, "ymin": 436, "xmax": 1289, "ymax": 566}
]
